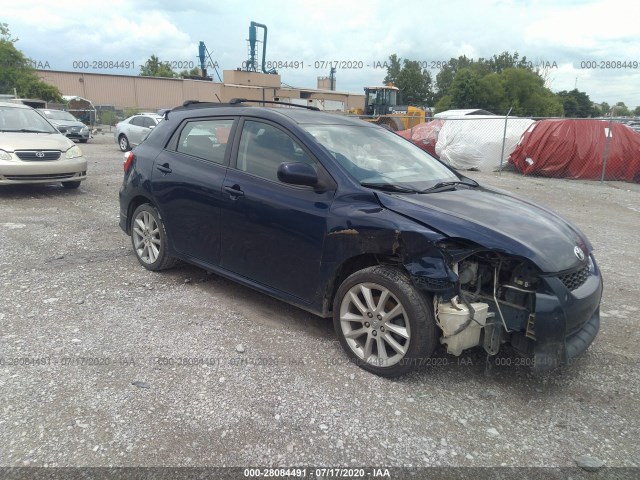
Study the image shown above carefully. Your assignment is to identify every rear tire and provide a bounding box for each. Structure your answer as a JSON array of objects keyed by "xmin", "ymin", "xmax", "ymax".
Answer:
[
  {"xmin": 119, "ymin": 134, "xmax": 130, "ymax": 152},
  {"xmin": 62, "ymin": 181, "xmax": 81, "ymax": 189},
  {"xmin": 333, "ymin": 266, "xmax": 437, "ymax": 377},
  {"xmin": 130, "ymin": 204, "xmax": 176, "ymax": 271}
]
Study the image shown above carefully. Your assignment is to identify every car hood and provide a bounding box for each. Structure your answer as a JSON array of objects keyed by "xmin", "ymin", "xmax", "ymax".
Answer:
[
  {"xmin": 377, "ymin": 185, "xmax": 590, "ymax": 273},
  {"xmin": 0, "ymin": 132, "xmax": 75, "ymax": 151},
  {"xmin": 50, "ymin": 120, "xmax": 86, "ymax": 129}
]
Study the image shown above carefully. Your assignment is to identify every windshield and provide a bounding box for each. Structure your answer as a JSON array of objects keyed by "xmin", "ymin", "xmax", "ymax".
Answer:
[
  {"xmin": 385, "ymin": 89, "xmax": 398, "ymax": 106},
  {"xmin": 302, "ymin": 124, "xmax": 459, "ymax": 189},
  {"xmin": 43, "ymin": 110, "xmax": 77, "ymax": 122},
  {"xmin": 0, "ymin": 105, "xmax": 58, "ymax": 133}
]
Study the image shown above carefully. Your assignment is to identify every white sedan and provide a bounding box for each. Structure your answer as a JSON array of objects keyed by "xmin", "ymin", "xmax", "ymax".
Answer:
[{"xmin": 114, "ymin": 113, "xmax": 162, "ymax": 151}]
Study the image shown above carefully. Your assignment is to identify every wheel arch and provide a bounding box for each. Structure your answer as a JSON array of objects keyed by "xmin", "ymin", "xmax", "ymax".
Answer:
[
  {"xmin": 324, "ymin": 247, "xmax": 461, "ymax": 316},
  {"xmin": 125, "ymin": 194, "xmax": 158, "ymax": 235},
  {"xmin": 325, "ymin": 253, "xmax": 405, "ymax": 315}
]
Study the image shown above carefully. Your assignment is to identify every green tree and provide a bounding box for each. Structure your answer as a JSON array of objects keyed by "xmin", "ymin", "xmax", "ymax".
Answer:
[
  {"xmin": 433, "ymin": 51, "xmax": 535, "ymax": 105},
  {"xmin": 139, "ymin": 55, "xmax": 177, "ymax": 78},
  {"xmin": 448, "ymin": 68, "xmax": 482, "ymax": 108},
  {"xmin": 500, "ymin": 68, "xmax": 562, "ymax": 116},
  {"xmin": 433, "ymin": 55, "xmax": 474, "ymax": 102},
  {"xmin": 179, "ymin": 67, "xmax": 202, "ymax": 78},
  {"xmin": 484, "ymin": 51, "xmax": 530, "ymax": 73},
  {"xmin": 0, "ymin": 23, "xmax": 62, "ymax": 102},
  {"xmin": 556, "ymin": 89, "xmax": 596, "ymax": 117},
  {"xmin": 477, "ymin": 73, "xmax": 506, "ymax": 113},
  {"xmin": 633, "ymin": 106, "xmax": 640, "ymax": 116},
  {"xmin": 124, "ymin": 107, "xmax": 141, "ymax": 118},
  {"xmin": 99, "ymin": 110, "xmax": 118, "ymax": 126},
  {"xmin": 382, "ymin": 56, "xmax": 434, "ymax": 106},
  {"xmin": 434, "ymin": 94, "xmax": 454, "ymax": 113},
  {"xmin": 598, "ymin": 102, "xmax": 610, "ymax": 117},
  {"xmin": 612, "ymin": 101, "xmax": 630, "ymax": 116},
  {"xmin": 436, "ymin": 65, "xmax": 562, "ymax": 116},
  {"xmin": 383, "ymin": 53, "xmax": 434, "ymax": 105},
  {"xmin": 382, "ymin": 54, "xmax": 402, "ymax": 85},
  {"xmin": 395, "ymin": 60, "xmax": 433, "ymax": 105},
  {"xmin": 390, "ymin": 50, "xmax": 574, "ymax": 116},
  {"xmin": 559, "ymin": 95, "xmax": 579, "ymax": 117}
]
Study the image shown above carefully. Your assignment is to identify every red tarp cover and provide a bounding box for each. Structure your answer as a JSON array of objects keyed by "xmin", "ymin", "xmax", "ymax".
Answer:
[
  {"xmin": 509, "ymin": 119, "xmax": 640, "ymax": 183},
  {"xmin": 397, "ymin": 120, "xmax": 444, "ymax": 157}
]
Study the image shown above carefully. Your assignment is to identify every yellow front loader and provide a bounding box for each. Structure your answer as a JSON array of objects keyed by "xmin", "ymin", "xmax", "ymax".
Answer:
[{"xmin": 358, "ymin": 85, "xmax": 427, "ymax": 131}]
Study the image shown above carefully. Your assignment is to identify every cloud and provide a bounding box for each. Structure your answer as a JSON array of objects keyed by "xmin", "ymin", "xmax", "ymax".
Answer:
[
  {"xmin": 526, "ymin": 0, "xmax": 640, "ymax": 54},
  {"xmin": 1, "ymin": 0, "xmax": 637, "ymax": 106}
]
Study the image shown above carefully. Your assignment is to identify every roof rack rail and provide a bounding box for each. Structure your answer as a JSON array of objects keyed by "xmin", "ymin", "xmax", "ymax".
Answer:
[
  {"xmin": 161, "ymin": 100, "xmax": 231, "ymax": 119},
  {"xmin": 229, "ymin": 98, "xmax": 320, "ymax": 111},
  {"xmin": 181, "ymin": 100, "xmax": 226, "ymax": 108}
]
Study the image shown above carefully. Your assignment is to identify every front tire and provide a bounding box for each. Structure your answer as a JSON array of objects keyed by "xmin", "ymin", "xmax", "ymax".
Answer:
[
  {"xmin": 333, "ymin": 266, "xmax": 437, "ymax": 377},
  {"xmin": 377, "ymin": 116, "xmax": 404, "ymax": 131},
  {"xmin": 119, "ymin": 134, "xmax": 130, "ymax": 152},
  {"xmin": 130, "ymin": 204, "xmax": 176, "ymax": 271}
]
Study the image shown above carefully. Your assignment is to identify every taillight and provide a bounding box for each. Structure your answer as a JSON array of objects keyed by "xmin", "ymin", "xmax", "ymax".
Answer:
[{"xmin": 123, "ymin": 151, "xmax": 134, "ymax": 173}]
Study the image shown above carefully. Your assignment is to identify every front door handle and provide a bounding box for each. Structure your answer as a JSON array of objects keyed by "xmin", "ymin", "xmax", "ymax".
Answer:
[
  {"xmin": 224, "ymin": 185, "xmax": 244, "ymax": 198},
  {"xmin": 156, "ymin": 163, "xmax": 172, "ymax": 174}
]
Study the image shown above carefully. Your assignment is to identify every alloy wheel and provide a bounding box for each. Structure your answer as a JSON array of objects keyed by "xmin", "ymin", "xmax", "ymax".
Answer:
[{"xmin": 339, "ymin": 282, "xmax": 411, "ymax": 367}]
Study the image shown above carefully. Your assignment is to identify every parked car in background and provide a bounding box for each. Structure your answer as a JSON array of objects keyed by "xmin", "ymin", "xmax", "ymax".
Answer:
[
  {"xmin": 0, "ymin": 101, "xmax": 87, "ymax": 189},
  {"xmin": 626, "ymin": 121, "xmax": 640, "ymax": 133},
  {"xmin": 114, "ymin": 113, "xmax": 163, "ymax": 151},
  {"xmin": 119, "ymin": 100, "xmax": 602, "ymax": 377},
  {"xmin": 39, "ymin": 109, "xmax": 91, "ymax": 143}
]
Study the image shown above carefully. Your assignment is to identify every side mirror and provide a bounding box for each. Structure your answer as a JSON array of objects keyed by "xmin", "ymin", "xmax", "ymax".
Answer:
[{"xmin": 277, "ymin": 162, "xmax": 318, "ymax": 186}]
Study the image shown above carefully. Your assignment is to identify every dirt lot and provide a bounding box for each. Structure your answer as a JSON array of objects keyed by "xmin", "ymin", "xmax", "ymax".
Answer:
[{"xmin": 1, "ymin": 133, "xmax": 639, "ymax": 472}]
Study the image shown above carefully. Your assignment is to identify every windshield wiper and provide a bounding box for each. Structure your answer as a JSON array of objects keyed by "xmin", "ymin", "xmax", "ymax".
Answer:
[
  {"xmin": 1, "ymin": 128, "xmax": 52, "ymax": 133},
  {"xmin": 361, "ymin": 182, "xmax": 419, "ymax": 193},
  {"xmin": 421, "ymin": 179, "xmax": 479, "ymax": 193}
]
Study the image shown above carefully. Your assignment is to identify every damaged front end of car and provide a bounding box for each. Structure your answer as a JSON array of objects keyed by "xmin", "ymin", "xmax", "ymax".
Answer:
[{"xmin": 404, "ymin": 238, "xmax": 603, "ymax": 371}]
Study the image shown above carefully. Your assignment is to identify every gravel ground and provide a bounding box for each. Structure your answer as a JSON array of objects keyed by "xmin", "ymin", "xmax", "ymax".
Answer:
[{"xmin": 0, "ymin": 133, "xmax": 639, "ymax": 471}]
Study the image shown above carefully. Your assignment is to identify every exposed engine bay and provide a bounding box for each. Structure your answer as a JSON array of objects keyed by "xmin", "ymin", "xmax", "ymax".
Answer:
[{"xmin": 434, "ymin": 251, "xmax": 539, "ymax": 356}]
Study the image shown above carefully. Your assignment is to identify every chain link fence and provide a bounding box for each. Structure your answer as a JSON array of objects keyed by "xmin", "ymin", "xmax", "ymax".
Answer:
[
  {"xmin": 86, "ymin": 104, "xmax": 640, "ymax": 185},
  {"xmin": 351, "ymin": 114, "xmax": 640, "ymax": 184}
]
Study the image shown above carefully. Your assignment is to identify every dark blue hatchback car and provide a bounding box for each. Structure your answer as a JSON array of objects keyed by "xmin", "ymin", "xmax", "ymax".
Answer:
[{"xmin": 119, "ymin": 100, "xmax": 602, "ymax": 377}]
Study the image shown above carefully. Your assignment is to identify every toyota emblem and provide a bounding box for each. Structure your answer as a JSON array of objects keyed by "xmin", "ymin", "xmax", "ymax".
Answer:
[
  {"xmin": 574, "ymin": 246, "xmax": 585, "ymax": 261},
  {"xmin": 35, "ymin": 151, "xmax": 45, "ymax": 158}
]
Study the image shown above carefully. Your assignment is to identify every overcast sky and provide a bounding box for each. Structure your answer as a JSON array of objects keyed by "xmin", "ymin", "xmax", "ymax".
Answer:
[{"xmin": 3, "ymin": 0, "xmax": 639, "ymax": 108}]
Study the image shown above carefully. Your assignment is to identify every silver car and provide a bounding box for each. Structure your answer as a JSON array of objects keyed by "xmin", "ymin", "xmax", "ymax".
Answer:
[
  {"xmin": 39, "ymin": 109, "xmax": 91, "ymax": 143},
  {"xmin": 114, "ymin": 113, "xmax": 162, "ymax": 151},
  {"xmin": 0, "ymin": 102, "xmax": 87, "ymax": 189}
]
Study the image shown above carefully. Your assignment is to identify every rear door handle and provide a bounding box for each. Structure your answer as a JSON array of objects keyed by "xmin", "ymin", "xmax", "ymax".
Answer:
[
  {"xmin": 224, "ymin": 185, "xmax": 244, "ymax": 198},
  {"xmin": 156, "ymin": 163, "xmax": 172, "ymax": 174}
]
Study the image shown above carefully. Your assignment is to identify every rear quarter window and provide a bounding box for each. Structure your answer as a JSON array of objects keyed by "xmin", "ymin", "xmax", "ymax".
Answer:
[{"xmin": 175, "ymin": 119, "xmax": 234, "ymax": 164}]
